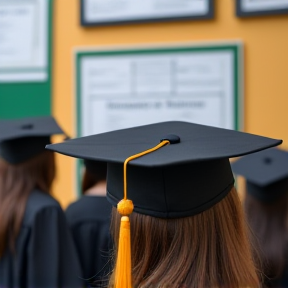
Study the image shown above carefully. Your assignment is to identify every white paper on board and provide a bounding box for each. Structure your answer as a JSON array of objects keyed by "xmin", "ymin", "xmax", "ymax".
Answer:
[
  {"xmin": 84, "ymin": 0, "xmax": 209, "ymax": 22},
  {"xmin": 241, "ymin": 0, "xmax": 288, "ymax": 12},
  {"xmin": 78, "ymin": 47, "xmax": 238, "ymax": 136},
  {"xmin": 0, "ymin": 0, "xmax": 48, "ymax": 82}
]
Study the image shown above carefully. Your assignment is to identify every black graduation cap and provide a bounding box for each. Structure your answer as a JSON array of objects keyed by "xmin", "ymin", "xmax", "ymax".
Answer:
[
  {"xmin": 0, "ymin": 116, "xmax": 64, "ymax": 164},
  {"xmin": 232, "ymin": 148, "xmax": 288, "ymax": 202},
  {"xmin": 46, "ymin": 121, "xmax": 282, "ymax": 218}
]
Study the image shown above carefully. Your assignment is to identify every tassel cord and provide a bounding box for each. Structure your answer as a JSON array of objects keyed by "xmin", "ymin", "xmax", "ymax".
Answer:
[
  {"xmin": 114, "ymin": 139, "xmax": 170, "ymax": 288},
  {"xmin": 123, "ymin": 140, "xmax": 170, "ymax": 200}
]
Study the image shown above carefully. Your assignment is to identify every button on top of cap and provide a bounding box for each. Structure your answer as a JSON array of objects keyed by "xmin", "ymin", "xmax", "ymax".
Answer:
[
  {"xmin": 264, "ymin": 157, "xmax": 272, "ymax": 165},
  {"xmin": 160, "ymin": 134, "xmax": 180, "ymax": 144},
  {"xmin": 21, "ymin": 124, "xmax": 34, "ymax": 130}
]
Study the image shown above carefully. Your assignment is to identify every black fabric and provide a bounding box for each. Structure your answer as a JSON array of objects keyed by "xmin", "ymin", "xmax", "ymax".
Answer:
[
  {"xmin": 65, "ymin": 196, "xmax": 113, "ymax": 287},
  {"xmin": 107, "ymin": 159, "xmax": 234, "ymax": 218},
  {"xmin": 264, "ymin": 260, "xmax": 288, "ymax": 288},
  {"xmin": 247, "ymin": 178, "xmax": 288, "ymax": 202},
  {"xmin": 46, "ymin": 121, "xmax": 282, "ymax": 217},
  {"xmin": 0, "ymin": 116, "xmax": 64, "ymax": 164},
  {"xmin": 0, "ymin": 116, "xmax": 63, "ymax": 141},
  {"xmin": 84, "ymin": 160, "xmax": 107, "ymax": 177},
  {"xmin": 0, "ymin": 136, "xmax": 51, "ymax": 164},
  {"xmin": 46, "ymin": 121, "xmax": 282, "ymax": 166},
  {"xmin": 275, "ymin": 262, "xmax": 288, "ymax": 288},
  {"xmin": 232, "ymin": 148, "xmax": 288, "ymax": 201},
  {"xmin": 0, "ymin": 190, "xmax": 83, "ymax": 288},
  {"xmin": 232, "ymin": 148, "xmax": 288, "ymax": 186}
]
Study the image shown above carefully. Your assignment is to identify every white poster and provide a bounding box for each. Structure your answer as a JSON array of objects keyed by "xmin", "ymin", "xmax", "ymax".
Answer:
[
  {"xmin": 241, "ymin": 0, "xmax": 288, "ymax": 12},
  {"xmin": 0, "ymin": 0, "xmax": 48, "ymax": 82},
  {"xmin": 76, "ymin": 44, "xmax": 242, "ymax": 136},
  {"xmin": 83, "ymin": 0, "xmax": 211, "ymax": 24}
]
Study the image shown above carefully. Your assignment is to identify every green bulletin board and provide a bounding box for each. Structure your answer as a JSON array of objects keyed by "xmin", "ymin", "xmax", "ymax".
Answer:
[
  {"xmin": 0, "ymin": 0, "xmax": 53, "ymax": 119},
  {"xmin": 76, "ymin": 43, "xmax": 242, "ymax": 136},
  {"xmin": 74, "ymin": 42, "xmax": 243, "ymax": 194}
]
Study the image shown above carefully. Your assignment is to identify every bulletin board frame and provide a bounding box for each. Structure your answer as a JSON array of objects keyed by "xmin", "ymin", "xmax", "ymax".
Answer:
[
  {"xmin": 0, "ymin": 0, "xmax": 53, "ymax": 119},
  {"xmin": 236, "ymin": 0, "xmax": 288, "ymax": 17},
  {"xmin": 80, "ymin": 0, "xmax": 214, "ymax": 26},
  {"xmin": 74, "ymin": 42, "xmax": 243, "ymax": 195}
]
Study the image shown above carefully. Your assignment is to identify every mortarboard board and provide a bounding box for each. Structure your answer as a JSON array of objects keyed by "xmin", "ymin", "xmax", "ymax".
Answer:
[
  {"xmin": 46, "ymin": 121, "xmax": 282, "ymax": 218},
  {"xmin": 232, "ymin": 148, "xmax": 288, "ymax": 202},
  {"xmin": 0, "ymin": 116, "xmax": 64, "ymax": 164},
  {"xmin": 46, "ymin": 121, "xmax": 282, "ymax": 288}
]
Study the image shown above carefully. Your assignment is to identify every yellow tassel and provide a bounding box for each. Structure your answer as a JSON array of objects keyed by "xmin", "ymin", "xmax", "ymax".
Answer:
[
  {"xmin": 114, "ymin": 140, "xmax": 170, "ymax": 288},
  {"xmin": 114, "ymin": 216, "xmax": 132, "ymax": 288},
  {"xmin": 114, "ymin": 200, "xmax": 134, "ymax": 288}
]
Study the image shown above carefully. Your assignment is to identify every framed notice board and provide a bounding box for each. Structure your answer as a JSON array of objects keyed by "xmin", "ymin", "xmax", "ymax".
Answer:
[
  {"xmin": 80, "ymin": 0, "xmax": 214, "ymax": 26},
  {"xmin": 74, "ymin": 42, "xmax": 243, "ymax": 193},
  {"xmin": 75, "ymin": 43, "xmax": 243, "ymax": 136},
  {"xmin": 0, "ymin": 0, "xmax": 53, "ymax": 119}
]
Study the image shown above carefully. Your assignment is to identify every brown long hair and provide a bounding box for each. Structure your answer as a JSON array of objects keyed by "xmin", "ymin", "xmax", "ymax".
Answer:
[
  {"xmin": 245, "ymin": 192, "xmax": 288, "ymax": 285},
  {"xmin": 109, "ymin": 187, "xmax": 261, "ymax": 288},
  {"xmin": 0, "ymin": 150, "xmax": 55, "ymax": 257},
  {"xmin": 81, "ymin": 160, "xmax": 107, "ymax": 194}
]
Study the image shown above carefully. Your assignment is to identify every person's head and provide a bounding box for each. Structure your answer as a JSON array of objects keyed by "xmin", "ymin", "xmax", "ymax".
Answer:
[
  {"xmin": 232, "ymin": 148, "xmax": 288, "ymax": 283},
  {"xmin": 109, "ymin": 186, "xmax": 260, "ymax": 288},
  {"xmin": 46, "ymin": 121, "xmax": 282, "ymax": 288},
  {"xmin": 82, "ymin": 159, "xmax": 107, "ymax": 194},
  {"xmin": 0, "ymin": 116, "xmax": 64, "ymax": 257},
  {"xmin": 245, "ymin": 192, "xmax": 288, "ymax": 282}
]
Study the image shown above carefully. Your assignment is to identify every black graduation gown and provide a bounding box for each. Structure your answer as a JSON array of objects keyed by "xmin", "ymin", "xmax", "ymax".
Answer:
[
  {"xmin": 277, "ymin": 265, "xmax": 288, "ymax": 288},
  {"xmin": 65, "ymin": 196, "xmax": 112, "ymax": 287},
  {"xmin": 265, "ymin": 264, "xmax": 288, "ymax": 288},
  {"xmin": 0, "ymin": 189, "xmax": 83, "ymax": 288}
]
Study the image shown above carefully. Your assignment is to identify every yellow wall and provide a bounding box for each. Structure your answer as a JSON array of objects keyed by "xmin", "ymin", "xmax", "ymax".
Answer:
[{"xmin": 52, "ymin": 0, "xmax": 288, "ymax": 207}]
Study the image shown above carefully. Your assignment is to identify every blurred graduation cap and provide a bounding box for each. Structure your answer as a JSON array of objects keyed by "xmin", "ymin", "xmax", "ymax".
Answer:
[
  {"xmin": 232, "ymin": 148, "xmax": 288, "ymax": 202},
  {"xmin": 0, "ymin": 116, "xmax": 64, "ymax": 164},
  {"xmin": 46, "ymin": 121, "xmax": 282, "ymax": 218},
  {"xmin": 84, "ymin": 159, "xmax": 107, "ymax": 176}
]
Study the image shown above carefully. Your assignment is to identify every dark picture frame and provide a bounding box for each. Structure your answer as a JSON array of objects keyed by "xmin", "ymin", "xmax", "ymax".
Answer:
[
  {"xmin": 80, "ymin": 0, "xmax": 214, "ymax": 26},
  {"xmin": 236, "ymin": 0, "xmax": 288, "ymax": 17}
]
